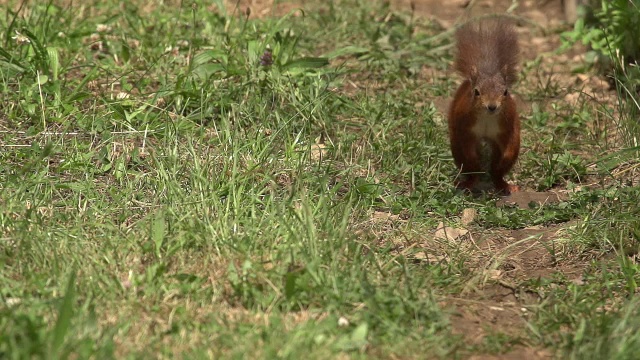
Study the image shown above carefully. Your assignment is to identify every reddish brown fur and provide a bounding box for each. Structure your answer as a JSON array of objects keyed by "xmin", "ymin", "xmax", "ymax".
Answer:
[{"xmin": 448, "ymin": 18, "xmax": 521, "ymax": 194}]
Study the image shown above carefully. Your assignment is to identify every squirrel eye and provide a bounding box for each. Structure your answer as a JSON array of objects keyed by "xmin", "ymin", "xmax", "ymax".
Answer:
[
  {"xmin": 503, "ymin": 89, "xmax": 509, "ymax": 96},
  {"xmin": 473, "ymin": 88, "xmax": 480, "ymax": 96}
]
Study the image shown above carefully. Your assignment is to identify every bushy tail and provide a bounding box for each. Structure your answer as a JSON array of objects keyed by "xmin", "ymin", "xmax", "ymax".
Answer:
[{"xmin": 454, "ymin": 17, "xmax": 520, "ymax": 85}]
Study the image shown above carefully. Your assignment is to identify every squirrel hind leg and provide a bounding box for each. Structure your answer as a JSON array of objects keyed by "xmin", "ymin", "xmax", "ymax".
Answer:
[
  {"xmin": 451, "ymin": 134, "xmax": 483, "ymax": 192},
  {"xmin": 455, "ymin": 176, "xmax": 480, "ymax": 193}
]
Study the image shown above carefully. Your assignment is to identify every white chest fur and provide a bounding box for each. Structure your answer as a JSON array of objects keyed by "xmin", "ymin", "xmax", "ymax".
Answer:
[{"xmin": 471, "ymin": 111, "xmax": 501, "ymax": 140}]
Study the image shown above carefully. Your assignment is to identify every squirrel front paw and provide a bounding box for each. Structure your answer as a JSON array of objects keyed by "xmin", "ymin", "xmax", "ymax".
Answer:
[{"xmin": 495, "ymin": 182, "xmax": 519, "ymax": 195}]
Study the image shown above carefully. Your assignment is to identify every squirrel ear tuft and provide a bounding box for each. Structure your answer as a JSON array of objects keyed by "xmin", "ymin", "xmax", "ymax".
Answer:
[
  {"xmin": 501, "ymin": 64, "xmax": 516, "ymax": 84},
  {"xmin": 470, "ymin": 65, "xmax": 478, "ymax": 82},
  {"xmin": 501, "ymin": 65, "xmax": 508, "ymax": 82}
]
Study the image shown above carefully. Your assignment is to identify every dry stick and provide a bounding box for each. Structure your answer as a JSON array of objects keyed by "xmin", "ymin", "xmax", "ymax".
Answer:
[{"xmin": 37, "ymin": 70, "xmax": 47, "ymax": 134}]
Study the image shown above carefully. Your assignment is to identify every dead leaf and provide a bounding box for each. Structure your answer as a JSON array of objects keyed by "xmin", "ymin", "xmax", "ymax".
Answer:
[
  {"xmin": 434, "ymin": 221, "xmax": 468, "ymax": 242},
  {"xmin": 310, "ymin": 143, "xmax": 327, "ymax": 161},
  {"xmin": 488, "ymin": 269, "xmax": 503, "ymax": 280},
  {"xmin": 564, "ymin": 92, "xmax": 580, "ymax": 107},
  {"xmin": 571, "ymin": 276, "xmax": 585, "ymax": 286},
  {"xmin": 413, "ymin": 251, "xmax": 449, "ymax": 264},
  {"xmin": 575, "ymin": 73, "xmax": 588, "ymax": 83},
  {"xmin": 370, "ymin": 211, "xmax": 403, "ymax": 226},
  {"xmin": 461, "ymin": 208, "xmax": 477, "ymax": 226}
]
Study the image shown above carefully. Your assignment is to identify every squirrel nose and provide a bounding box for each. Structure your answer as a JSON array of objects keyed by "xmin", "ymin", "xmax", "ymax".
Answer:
[{"xmin": 487, "ymin": 104, "xmax": 498, "ymax": 112}]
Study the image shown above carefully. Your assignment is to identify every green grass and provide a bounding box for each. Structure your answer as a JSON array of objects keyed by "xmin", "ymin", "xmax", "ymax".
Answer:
[{"xmin": 1, "ymin": 0, "xmax": 639, "ymax": 359}]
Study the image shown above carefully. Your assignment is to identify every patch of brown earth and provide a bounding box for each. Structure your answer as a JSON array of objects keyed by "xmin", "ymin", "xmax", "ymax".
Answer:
[
  {"xmin": 445, "ymin": 194, "xmax": 585, "ymax": 359},
  {"xmin": 446, "ymin": 293, "xmax": 554, "ymax": 359},
  {"xmin": 222, "ymin": 0, "xmax": 304, "ymax": 18},
  {"xmin": 442, "ymin": 219, "xmax": 579, "ymax": 359}
]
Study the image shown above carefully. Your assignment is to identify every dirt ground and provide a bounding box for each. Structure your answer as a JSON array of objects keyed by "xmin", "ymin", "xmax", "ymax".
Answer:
[{"xmin": 230, "ymin": 0, "xmax": 607, "ymax": 358}]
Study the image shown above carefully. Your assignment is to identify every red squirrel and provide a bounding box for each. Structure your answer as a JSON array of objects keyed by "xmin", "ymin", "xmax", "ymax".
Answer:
[{"xmin": 448, "ymin": 18, "xmax": 521, "ymax": 195}]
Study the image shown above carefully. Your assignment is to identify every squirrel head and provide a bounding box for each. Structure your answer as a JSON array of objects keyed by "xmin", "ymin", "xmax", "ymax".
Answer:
[{"xmin": 469, "ymin": 68, "xmax": 511, "ymax": 114}]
